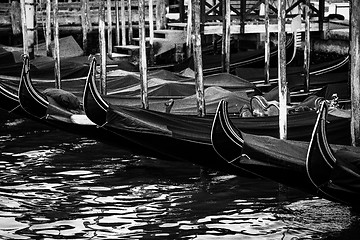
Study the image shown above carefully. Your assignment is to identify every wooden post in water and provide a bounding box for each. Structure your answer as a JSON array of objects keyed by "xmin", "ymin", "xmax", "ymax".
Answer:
[
  {"xmin": 192, "ymin": 0, "xmax": 205, "ymax": 117},
  {"xmin": 45, "ymin": 0, "xmax": 51, "ymax": 57},
  {"xmin": 278, "ymin": 0, "xmax": 287, "ymax": 139},
  {"xmin": 303, "ymin": 1, "xmax": 310, "ymax": 92},
  {"xmin": 121, "ymin": 0, "xmax": 126, "ymax": 45},
  {"xmin": 99, "ymin": 0, "xmax": 107, "ymax": 95},
  {"xmin": 24, "ymin": 0, "xmax": 35, "ymax": 59},
  {"xmin": 128, "ymin": 0, "xmax": 133, "ymax": 44},
  {"xmin": 264, "ymin": 0, "xmax": 270, "ymax": 84},
  {"xmin": 81, "ymin": 0, "xmax": 92, "ymax": 55},
  {"xmin": 10, "ymin": 1, "xmax": 21, "ymax": 36},
  {"xmin": 107, "ymin": 0, "xmax": 113, "ymax": 56},
  {"xmin": 350, "ymin": 0, "xmax": 360, "ymax": 146},
  {"xmin": 156, "ymin": 0, "xmax": 166, "ymax": 30},
  {"xmin": 53, "ymin": 0, "xmax": 61, "ymax": 89},
  {"xmin": 115, "ymin": 0, "xmax": 120, "ymax": 45},
  {"xmin": 139, "ymin": 0, "xmax": 148, "ymax": 109},
  {"xmin": 20, "ymin": 0, "xmax": 28, "ymax": 56},
  {"xmin": 186, "ymin": 2, "xmax": 192, "ymax": 58},
  {"xmin": 221, "ymin": 0, "xmax": 230, "ymax": 73},
  {"xmin": 149, "ymin": 0, "xmax": 155, "ymax": 66}
]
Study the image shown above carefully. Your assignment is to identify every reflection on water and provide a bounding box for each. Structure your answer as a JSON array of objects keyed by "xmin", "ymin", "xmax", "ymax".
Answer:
[{"xmin": 1, "ymin": 116, "xmax": 360, "ymax": 239}]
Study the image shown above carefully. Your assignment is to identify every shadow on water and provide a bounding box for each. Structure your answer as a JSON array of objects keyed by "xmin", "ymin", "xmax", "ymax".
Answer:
[{"xmin": 0, "ymin": 115, "xmax": 359, "ymax": 239}]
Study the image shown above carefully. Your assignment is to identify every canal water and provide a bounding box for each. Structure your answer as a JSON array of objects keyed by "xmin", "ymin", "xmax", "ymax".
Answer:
[{"xmin": 0, "ymin": 113, "xmax": 359, "ymax": 239}]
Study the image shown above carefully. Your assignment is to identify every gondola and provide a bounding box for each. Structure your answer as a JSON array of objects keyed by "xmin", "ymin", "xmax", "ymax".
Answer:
[
  {"xmin": 172, "ymin": 33, "xmax": 295, "ymax": 75},
  {"xmin": 211, "ymin": 100, "xmax": 359, "ymax": 207},
  {"xmin": 83, "ymin": 56, "xmax": 351, "ymax": 173},
  {"xmin": 16, "ymin": 54, "xmax": 146, "ymax": 151},
  {"xmin": 306, "ymin": 101, "xmax": 360, "ymax": 207}
]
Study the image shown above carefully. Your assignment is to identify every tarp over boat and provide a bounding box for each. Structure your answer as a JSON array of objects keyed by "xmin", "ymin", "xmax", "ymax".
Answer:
[
  {"xmin": 106, "ymin": 69, "xmax": 259, "ymax": 97},
  {"xmin": 0, "ymin": 45, "xmax": 90, "ymax": 80}
]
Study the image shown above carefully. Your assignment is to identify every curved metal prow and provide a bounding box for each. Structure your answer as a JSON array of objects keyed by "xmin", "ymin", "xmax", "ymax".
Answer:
[
  {"xmin": 287, "ymin": 31, "xmax": 302, "ymax": 66},
  {"xmin": 211, "ymin": 100, "xmax": 244, "ymax": 163},
  {"xmin": 18, "ymin": 54, "xmax": 49, "ymax": 118},
  {"xmin": 83, "ymin": 57, "xmax": 109, "ymax": 126}
]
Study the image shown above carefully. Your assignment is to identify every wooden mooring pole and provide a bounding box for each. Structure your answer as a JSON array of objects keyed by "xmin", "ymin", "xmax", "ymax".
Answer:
[
  {"xmin": 81, "ymin": 0, "xmax": 92, "ymax": 55},
  {"xmin": 107, "ymin": 0, "xmax": 113, "ymax": 56},
  {"xmin": 303, "ymin": 1, "xmax": 310, "ymax": 93},
  {"xmin": 20, "ymin": 0, "xmax": 28, "ymax": 56},
  {"xmin": 20, "ymin": 0, "xmax": 37, "ymax": 58},
  {"xmin": 21, "ymin": 0, "xmax": 35, "ymax": 59},
  {"xmin": 53, "ymin": 0, "xmax": 61, "ymax": 89},
  {"xmin": 139, "ymin": 0, "xmax": 148, "ymax": 109},
  {"xmin": 192, "ymin": 0, "xmax": 205, "ymax": 117},
  {"xmin": 115, "ymin": 0, "xmax": 120, "ymax": 45},
  {"xmin": 45, "ymin": 0, "xmax": 51, "ymax": 57},
  {"xmin": 149, "ymin": 0, "xmax": 155, "ymax": 66},
  {"xmin": 186, "ymin": 2, "xmax": 192, "ymax": 58},
  {"xmin": 99, "ymin": 0, "xmax": 107, "ymax": 95},
  {"xmin": 221, "ymin": 0, "xmax": 230, "ymax": 73},
  {"xmin": 350, "ymin": 0, "xmax": 360, "ymax": 146},
  {"xmin": 278, "ymin": 0, "xmax": 287, "ymax": 140},
  {"xmin": 121, "ymin": 0, "xmax": 126, "ymax": 45},
  {"xmin": 128, "ymin": 0, "xmax": 133, "ymax": 44},
  {"xmin": 264, "ymin": 0, "xmax": 270, "ymax": 84}
]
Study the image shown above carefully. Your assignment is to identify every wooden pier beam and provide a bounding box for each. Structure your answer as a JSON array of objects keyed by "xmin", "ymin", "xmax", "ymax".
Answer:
[
  {"xmin": 221, "ymin": 0, "xmax": 230, "ymax": 73},
  {"xmin": 139, "ymin": 0, "xmax": 148, "ymax": 109},
  {"xmin": 192, "ymin": 0, "xmax": 205, "ymax": 117},
  {"xmin": 350, "ymin": 0, "xmax": 360, "ymax": 146},
  {"xmin": 278, "ymin": 0, "xmax": 287, "ymax": 140}
]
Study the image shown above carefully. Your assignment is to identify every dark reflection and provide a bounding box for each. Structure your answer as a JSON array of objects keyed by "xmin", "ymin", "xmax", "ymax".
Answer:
[{"xmin": 0, "ymin": 117, "xmax": 359, "ymax": 239}]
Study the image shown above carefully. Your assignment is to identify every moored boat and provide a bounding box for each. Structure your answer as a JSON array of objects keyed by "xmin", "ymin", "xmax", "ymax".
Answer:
[
  {"xmin": 83, "ymin": 56, "xmax": 351, "ymax": 174},
  {"xmin": 211, "ymin": 100, "xmax": 359, "ymax": 207},
  {"xmin": 306, "ymin": 101, "xmax": 360, "ymax": 207}
]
